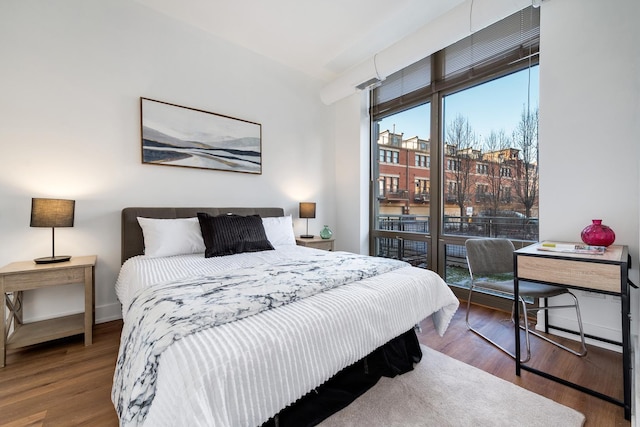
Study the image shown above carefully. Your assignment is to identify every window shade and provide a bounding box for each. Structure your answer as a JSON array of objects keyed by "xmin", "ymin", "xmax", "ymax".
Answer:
[
  {"xmin": 373, "ymin": 6, "xmax": 539, "ymax": 116},
  {"xmin": 443, "ymin": 6, "xmax": 539, "ymax": 80},
  {"xmin": 373, "ymin": 56, "xmax": 431, "ymax": 106}
]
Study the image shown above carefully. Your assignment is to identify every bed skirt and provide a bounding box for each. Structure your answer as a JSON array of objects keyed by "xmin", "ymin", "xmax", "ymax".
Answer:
[{"xmin": 262, "ymin": 328, "xmax": 422, "ymax": 427}]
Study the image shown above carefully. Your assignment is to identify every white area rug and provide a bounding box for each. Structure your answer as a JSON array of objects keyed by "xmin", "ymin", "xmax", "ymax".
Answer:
[{"xmin": 319, "ymin": 345, "xmax": 585, "ymax": 427}]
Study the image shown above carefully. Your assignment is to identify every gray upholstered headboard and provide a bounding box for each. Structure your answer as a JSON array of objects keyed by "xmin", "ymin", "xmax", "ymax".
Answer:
[{"xmin": 121, "ymin": 207, "xmax": 285, "ymax": 264}]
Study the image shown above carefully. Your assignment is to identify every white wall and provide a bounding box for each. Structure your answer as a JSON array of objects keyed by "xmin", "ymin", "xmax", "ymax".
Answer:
[
  {"xmin": 0, "ymin": 0, "xmax": 335, "ymax": 323},
  {"xmin": 332, "ymin": 92, "xmax": 370, "ymax": 255},
  {"xmin": 537, "ymin": 1, "xmax": 639, "ymax": 421},
  {"xmin": 538, "ymin": 0, "xmax": 640, "ymax": 345}
]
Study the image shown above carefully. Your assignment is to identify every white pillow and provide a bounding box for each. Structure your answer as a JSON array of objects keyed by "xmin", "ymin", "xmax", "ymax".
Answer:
[
  {"xmin": 137, "ymin": 217, "xmax": 205, "ymax": 258},
  {"xmin": 262, "ymin": 215, "xmax": 297, "ymax": 247}
]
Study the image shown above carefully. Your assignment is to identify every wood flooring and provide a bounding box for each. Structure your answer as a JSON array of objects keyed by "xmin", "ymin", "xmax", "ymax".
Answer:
[
  {"xmin": 418, "ymin": 304, "xmax": 630, "ymax": 427},
  {"xmin": 0, "ymin": 304, "xmax": 631, "ymax": 426},
  {"xmin": 0, "ymin": 321, "xmax": 121, "ymax": 427}
]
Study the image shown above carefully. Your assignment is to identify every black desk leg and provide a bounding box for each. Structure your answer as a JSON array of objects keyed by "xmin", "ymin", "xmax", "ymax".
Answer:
[
  {"xmin": 514, "ymin": 272, "xmax": 521, "ymax": 376},
  {"xmin": 621, "ymin": 272, "xmax": 631, "ymax": 420}
]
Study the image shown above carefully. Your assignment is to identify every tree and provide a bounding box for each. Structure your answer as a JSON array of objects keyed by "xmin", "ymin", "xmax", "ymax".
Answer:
[
  {"xmin": 512, "ymin": 106, "xmax": 539, "ymax": 218},
  {"xmin": 445, "ymin": 114, "xmax": 478, "ymax": 230},
  {"xmin": 483, "ymin": 130, "xmax": 511, "ymax": 215}
]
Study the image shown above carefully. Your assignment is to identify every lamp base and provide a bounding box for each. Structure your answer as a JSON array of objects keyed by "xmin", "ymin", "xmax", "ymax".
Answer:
[
  {"xmin": 300, "ymin": 234, "xmax": 314, "ymax": 239},
  {"xmin": 34, "ymin": 255, "xmax": 71, "ymax": 264}
]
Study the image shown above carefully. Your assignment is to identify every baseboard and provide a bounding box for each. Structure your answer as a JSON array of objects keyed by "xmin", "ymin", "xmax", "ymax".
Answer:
[
  {"xmin": 96, "ymin": 302, "xmax": 123, "ymax": 323},
  {"xmin": 536, "ymin": 311, "xmax": 622, "ymax": 353}
]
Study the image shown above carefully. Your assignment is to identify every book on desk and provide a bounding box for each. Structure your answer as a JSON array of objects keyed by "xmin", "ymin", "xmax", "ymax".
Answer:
[{"xmin": 537, "ymin": 241, "xmax": 606, "ymax": 255}]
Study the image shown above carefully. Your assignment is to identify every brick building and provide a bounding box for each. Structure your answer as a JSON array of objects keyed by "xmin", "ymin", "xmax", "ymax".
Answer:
[{"xmin": 376, "ymin": 130, "xmax": 539, "ymax": 220}]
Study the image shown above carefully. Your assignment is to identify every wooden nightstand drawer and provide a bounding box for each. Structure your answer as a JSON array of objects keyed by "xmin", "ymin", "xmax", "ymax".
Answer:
[
  {"xmin": 311, "ymin": 240, "xmax": 334, "ymax": 251},
  {"xmin": 2, "ymin": 268, "xmax": 86, "ymax": 291},
  {"xmin": 296, "ymin": 237, "xmax": 335, "ymax": 251}
]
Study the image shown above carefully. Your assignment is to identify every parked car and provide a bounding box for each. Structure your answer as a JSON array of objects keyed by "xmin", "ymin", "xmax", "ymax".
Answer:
[{"xmin": 478, "ymin": 210, "xmax": 526, "ymax": 219}]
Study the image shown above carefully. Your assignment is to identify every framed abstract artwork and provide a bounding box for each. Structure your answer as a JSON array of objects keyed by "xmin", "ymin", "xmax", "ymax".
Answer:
[{"xmin": 140, "ymin": 98, "xmax": 262, "ymax": 174}]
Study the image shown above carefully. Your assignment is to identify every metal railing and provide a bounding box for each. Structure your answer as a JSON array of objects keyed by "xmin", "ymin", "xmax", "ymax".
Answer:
[
  {"xmin": 377, "ymin": 215, "xmax": 430, "ymax": 234},
  {"xmin": 444, "ymin": 215, "xmax": 538, "ymax": 240},
  {"xmin": 377, "ymin": 214, "xmax": 538, "ymax": 240},
  {"xmin": 375, "ymin": 214, "xmax": 537, "ymax": 277}
]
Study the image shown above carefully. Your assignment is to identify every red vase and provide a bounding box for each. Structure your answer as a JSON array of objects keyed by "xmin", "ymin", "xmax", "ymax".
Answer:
[{"xmin": 580, "ymin": 219, "xmax": 615, "ymax": 247}]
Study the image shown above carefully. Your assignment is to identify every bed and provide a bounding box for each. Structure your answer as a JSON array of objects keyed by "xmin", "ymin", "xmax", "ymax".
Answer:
[{"xmin": 112, "ymin": 207, "xmax": 459, "ymax": 427}]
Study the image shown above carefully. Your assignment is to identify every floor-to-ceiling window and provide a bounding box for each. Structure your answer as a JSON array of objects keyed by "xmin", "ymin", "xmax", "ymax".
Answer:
[
  {"xmin": 373, "ymin": 103, "xmax": 432, "ymax": 269},
  {"xmin": 370, "ymin": 6, "xmax": 539, "ymax": 305}
]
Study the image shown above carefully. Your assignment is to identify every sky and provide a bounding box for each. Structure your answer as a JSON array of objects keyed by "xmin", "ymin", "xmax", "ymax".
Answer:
[{"xmin": 378, "ymin": 66, "xmax": 539, "ymax": 147}]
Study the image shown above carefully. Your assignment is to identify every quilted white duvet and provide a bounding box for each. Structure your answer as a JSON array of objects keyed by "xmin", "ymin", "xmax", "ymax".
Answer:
[{"xmin": 113, "ymin": 246, "xmax": 458, "ymax": 427}]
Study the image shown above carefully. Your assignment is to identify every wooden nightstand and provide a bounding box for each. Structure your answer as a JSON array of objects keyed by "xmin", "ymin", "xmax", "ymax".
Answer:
[
  {"xmin": 296, "ymin": 236, "xmax": 335, "ymax": 251},
  {"xmin": 0, "ymin": 255, "xmax": 96, "ymax": 367}
]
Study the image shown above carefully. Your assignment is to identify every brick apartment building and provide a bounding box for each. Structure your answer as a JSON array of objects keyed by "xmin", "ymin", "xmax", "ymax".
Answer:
[{"xmin": 376, "ymin": 130, "xmax": 539, "ymax": 221}]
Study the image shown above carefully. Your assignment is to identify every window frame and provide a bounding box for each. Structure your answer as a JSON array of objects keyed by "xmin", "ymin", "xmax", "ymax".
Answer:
[{"xmin": 369, "ymin": 6, "xmax": 540, "ymax": 311}]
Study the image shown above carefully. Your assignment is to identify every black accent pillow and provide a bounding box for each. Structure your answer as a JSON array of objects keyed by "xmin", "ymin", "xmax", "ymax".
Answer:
[{"xmin": 197, "ymin": 213, "xmax": 274, "ymax": 258}]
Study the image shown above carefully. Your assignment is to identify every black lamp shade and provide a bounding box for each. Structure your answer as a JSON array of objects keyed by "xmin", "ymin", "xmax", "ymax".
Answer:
[
  {"xmin": 30, "ymin": 198, "xmax": 75, "ymax": 264},
  {"xmin": 299, "ymin": 202, "xmax": 316, "ymax": 239},
  {"xmin": 299, "ymin": 202, "xmax": 316, "ymax": 219},
  {"xmin": 30, "ymin": 198, "xmax": 75, "ymax": 228}
]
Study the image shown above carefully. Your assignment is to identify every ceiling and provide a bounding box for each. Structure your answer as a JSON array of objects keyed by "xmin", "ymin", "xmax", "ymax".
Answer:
[{"xmin": 133, "ymin": 0, "xmax": 466, "ymax": 81}]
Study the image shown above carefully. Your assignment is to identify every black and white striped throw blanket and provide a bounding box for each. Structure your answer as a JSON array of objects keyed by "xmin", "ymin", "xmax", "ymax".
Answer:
[{"xmin": 112, "ymin": 251, "xmax": 408, "ymax": 426}]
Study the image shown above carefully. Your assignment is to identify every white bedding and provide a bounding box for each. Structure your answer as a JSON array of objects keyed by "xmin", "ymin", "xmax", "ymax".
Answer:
[{"xmin": 113, "ymin": 246, "xmax": 459, "ymax": 427}]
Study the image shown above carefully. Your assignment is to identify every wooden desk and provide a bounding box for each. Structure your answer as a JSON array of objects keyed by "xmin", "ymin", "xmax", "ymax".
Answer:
[
  {"xmin": 0, "ymin": 255, "xmax": 96, "ymax": 367},
  {"xmin": 514, "ymin": 243, "xmax": 631, "ymax": 419}
]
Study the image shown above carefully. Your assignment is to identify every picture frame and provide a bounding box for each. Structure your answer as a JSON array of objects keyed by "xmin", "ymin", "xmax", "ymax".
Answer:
[{"xmin": 140, "ymin": 98, "xmax": 262, "ymax": 174}]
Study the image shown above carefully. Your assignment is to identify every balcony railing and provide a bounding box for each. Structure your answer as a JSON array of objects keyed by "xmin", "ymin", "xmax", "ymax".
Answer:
[
  {"xmin": 374, "ymin": 237, "xmax": 428, "ymax": 269},
  {"xmin": 386, "ymin": 190, "xmax": 409, "ymax": 200},
  {"xmin": 414, "ymin": 192, "xmax": 430, "ymax": 202},
  {"xmin": 443, "ymin": 215, "xmax": 538, "ymax": 240},
  {"xmin": 375, "ymin": 215, "xmax": 538, "ymax": 294},
  {"xmin": 376, "ymin": 214, "xmax": 538, "ymax": 241},
  {"xmin": 377, "ymin": 214, "xmax": 430, "ymax": 234}
]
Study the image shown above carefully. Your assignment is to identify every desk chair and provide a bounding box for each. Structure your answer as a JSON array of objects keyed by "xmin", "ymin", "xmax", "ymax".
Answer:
[{"xmin": 465, "ymin": 238, "xmax": 587, "ymax": 363}]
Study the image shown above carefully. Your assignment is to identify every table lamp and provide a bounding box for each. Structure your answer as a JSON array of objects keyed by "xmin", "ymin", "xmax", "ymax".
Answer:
[
  {"xmin": 299, "ymin": 202, "xmax": 316, "ymax": 238},
  {"xmin": 30, "ymin": 198, "xmax": 75, "ymax": 264}
]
